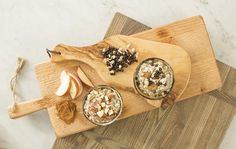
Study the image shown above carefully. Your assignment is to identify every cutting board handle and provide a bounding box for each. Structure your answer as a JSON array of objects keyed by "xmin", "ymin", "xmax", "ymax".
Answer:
[
  {"xmin": 8, "ymin": 97, "xmax": 48, "ymax": 119},
  {"xmin": 49, "ymin": 42, "xmax": 108, "ymax": 69}
]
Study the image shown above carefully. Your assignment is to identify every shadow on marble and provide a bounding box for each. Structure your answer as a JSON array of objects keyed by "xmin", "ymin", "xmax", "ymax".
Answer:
[
  {"xmin": 25, "ymin": 110, "xmax": 54, "ymax": 134},
  {"xmin": 0, "ymin": 124, "xmax": 16, "ymax": 149}
]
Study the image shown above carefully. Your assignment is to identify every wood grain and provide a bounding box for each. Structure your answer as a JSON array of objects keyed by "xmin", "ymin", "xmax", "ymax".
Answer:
[
  {"xmin": 53, "ymin": 13, "xmax": 236, "ymax": 148},
  {"xmin": 50, "ymin": 35, "xmax": 191, "ymax": 105}
]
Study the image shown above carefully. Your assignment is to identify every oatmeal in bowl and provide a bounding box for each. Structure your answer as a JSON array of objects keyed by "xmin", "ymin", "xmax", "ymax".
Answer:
[
  {"xmin": 133, "ymin": 58, "xmax": 174, "ymax": 100},
  {"xmin": 83, "ymin": 85, "xmax": 123, "ymax": 126}
]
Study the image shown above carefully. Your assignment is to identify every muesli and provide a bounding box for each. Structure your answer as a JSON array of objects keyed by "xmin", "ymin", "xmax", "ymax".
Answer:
[
  {"xmin": 134, "ymin": 58, "xmax": 174, "ymax": 99},
  {"xmin": 83, "ymin": 85, "xmax": 123, "ymax": 125}
]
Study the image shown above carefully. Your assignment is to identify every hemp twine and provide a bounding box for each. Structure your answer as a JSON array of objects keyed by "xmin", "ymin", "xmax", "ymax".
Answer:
[{"xmin": 10, "ymin": 57, "xmax": 25, "ymax": 113}]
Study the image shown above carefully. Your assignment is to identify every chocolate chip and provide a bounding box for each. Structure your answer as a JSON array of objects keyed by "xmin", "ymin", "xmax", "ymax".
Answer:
[{"xmin": 154, "ymin": 71, "xmax": 161, "ymax": 78}]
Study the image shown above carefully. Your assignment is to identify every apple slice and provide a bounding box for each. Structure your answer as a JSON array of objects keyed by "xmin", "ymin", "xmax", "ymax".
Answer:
[
  {"xmin": 55, "ymin": 70, "xmax": 70, "ymax": 96},
  {"xmin": 67, "ymin": 72, "xmax": 83, "ymax": 98},
  {"xmin": 69, "ymin": 79, "xmax": 78, "ymax": 99},
  {"xmin": 77, "ymin": 66, "xmax": 94, "ymax": 87}
]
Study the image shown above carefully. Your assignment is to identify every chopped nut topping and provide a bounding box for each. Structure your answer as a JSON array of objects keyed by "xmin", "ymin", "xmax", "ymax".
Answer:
[
  {"xmin": 83, "ymin": 86, "xmax": 123, "ymax": 125},
  {"xmin": 134, "ymin": 58, "xmax": 174, "ymax": 99}
]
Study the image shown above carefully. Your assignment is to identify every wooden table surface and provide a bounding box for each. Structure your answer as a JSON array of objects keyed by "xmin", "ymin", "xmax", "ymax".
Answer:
[{"xmin": 53, "ymin": 13, "xmax": 236, "ymax": 149}]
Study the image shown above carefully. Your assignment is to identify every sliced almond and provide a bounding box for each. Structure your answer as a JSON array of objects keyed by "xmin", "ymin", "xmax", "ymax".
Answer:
[
  {"xmin": 69, "ymin": 79, "xmax": 78, "ymax": 99},
  {"xmin": 55, "ymin": 71, "xmax": 70, "ymax": 96},
  {"xmin": 67, "ymin": 72, "xmax": 83, "ymax": 97},
  {"xmin": 77, "ymin": 66, "xmax": 94, "ymax": 87}
]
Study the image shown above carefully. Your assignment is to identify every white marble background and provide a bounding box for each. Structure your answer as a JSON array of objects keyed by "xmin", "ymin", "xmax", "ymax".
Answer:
[{"xmin": 0, "ymin": 0, "xmax": 235, "ymax": 148}]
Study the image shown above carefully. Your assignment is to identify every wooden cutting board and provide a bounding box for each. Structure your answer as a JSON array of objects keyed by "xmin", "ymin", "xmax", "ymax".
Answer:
[{"xmin": 53, "ymin": 13, "xmax": 236, "ymax": 148}]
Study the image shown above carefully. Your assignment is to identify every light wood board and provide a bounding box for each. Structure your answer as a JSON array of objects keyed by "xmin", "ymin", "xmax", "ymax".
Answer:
[
  {"xmin": 50, "ymin": 35, "xmax": 191, "ymax": 106},
  {"xmin": 53, "ymin": 13, "xmax": 236, "ymax": 148},
  {"xmin": 35, "ymin": 14, "xmax": 222, "ymax": 137}
]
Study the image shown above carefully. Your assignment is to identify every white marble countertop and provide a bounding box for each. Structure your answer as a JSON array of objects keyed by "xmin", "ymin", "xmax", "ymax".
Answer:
[{"xmin": 0, "ymin": 0, "xmax": 235, "ymax": 148}]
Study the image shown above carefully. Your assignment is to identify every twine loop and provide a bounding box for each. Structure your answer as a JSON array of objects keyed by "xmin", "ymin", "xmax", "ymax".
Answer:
[{"xmin": 10, "ymin": 57, "xmax": 25, "ymax": 112}]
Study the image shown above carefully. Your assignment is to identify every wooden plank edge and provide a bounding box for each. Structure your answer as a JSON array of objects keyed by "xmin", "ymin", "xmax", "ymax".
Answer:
[{"xmin": 199, "ymin": 15, "xmax": 223, "ymax": 89}]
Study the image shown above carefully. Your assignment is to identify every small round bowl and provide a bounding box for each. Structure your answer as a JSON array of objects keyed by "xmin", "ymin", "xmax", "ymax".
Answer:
[
  {"xmin": 133, "ymin": 58, "xmax": 174, "ymax": 100},
  {"xmin": 83, "ymin": 85, "xmax": 123, "ymax": 126}
]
